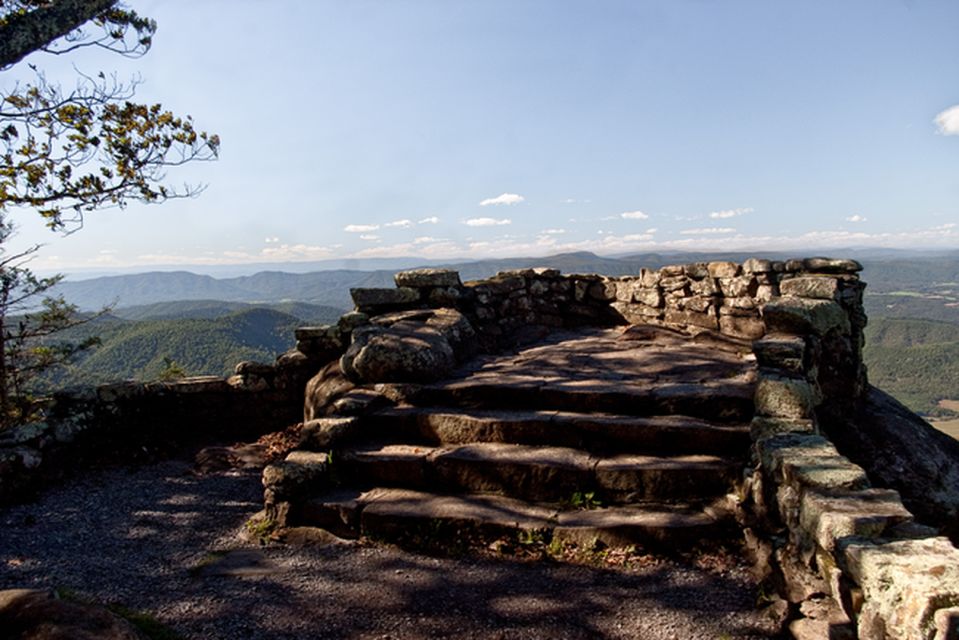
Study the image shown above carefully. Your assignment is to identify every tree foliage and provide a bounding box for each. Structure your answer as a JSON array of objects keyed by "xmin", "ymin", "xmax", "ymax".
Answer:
[
  {"xmin": 0, "ymin": 1, "xmax": 219, "ymax": 427},
  {"xmin": 0, "ymin": 0, "xmax": 219, "ymax": 230},
  {"xmin": 0, "ymin": 216, "xmax": 100, "ymax": 424}
]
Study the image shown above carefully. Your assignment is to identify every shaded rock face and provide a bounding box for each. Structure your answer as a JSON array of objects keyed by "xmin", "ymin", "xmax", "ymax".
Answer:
[
  {"xmin": 339, "ymin": 309, "xmax": 476, "ymax": 385},
  {"xmin": 0, "ymin": 589, "xmax": 147, "ymax": 640},
  {"xmin": 821, "ymin": 386, "xmax": 959, "ymax": 544}
]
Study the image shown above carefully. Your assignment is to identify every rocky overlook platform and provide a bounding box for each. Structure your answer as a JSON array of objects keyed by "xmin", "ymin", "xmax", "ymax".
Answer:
[{"xmin": 2, "ymin": 257, "xmax": 959, "ymax": 639}]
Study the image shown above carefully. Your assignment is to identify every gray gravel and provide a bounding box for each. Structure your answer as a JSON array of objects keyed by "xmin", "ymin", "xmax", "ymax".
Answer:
[{"xmin": 0, "ymin": 458, "xmax": 781, "ymax": 639}]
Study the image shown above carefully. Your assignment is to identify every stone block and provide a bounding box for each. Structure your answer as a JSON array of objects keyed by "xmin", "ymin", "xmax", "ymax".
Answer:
[
  {"xmin": 262, "ymin": 451, "xmax": 329, "ymax": 499},
  {"xmin": 301, "ymin": 417, "xmax": 361, "ymax": 449},
  {"xmin": 660, "ymin": 275, "xmax": 689, "ymax": 293},
  {"xmin": 743, "ymin": 258, "xmax": 774, "ymax": 274},
  {"xmin": 753, "ymin": 334, "xmax": 807, "ymax": 373},
  {"xmin": 708, "ymin": 261, "xmax": 740, "ymax": 278},
  {"xmin": 756, "ymin": 283, "xmax": 779, "ymax": 302},
  {"xmin": 394, "ymin": 268, "xmax": 462, "ymax": 288},
  {"xmin": 633, "ymin": 286, "xmax": 663, "ymax": 307},
  {"xmin": 800, "ymin": 488, "xmax": 913, "ymax": 553},
  {"xmin": 681, "ymin": 295, "xmax": 715, "ymax": 313},
  {"xmin": 718, "ymin": 275, "xmax": 757, "ymax": 298},
  {"xmin": 640, "ymin": 268, "xmax": 661, "ymax": 287},
  {"xmin": 802, "ymin": 257, "xmax": 863, "ymax": 274},
  {"xmin": 350, "ymin": 287, "xmax": 420, "ymax": 309},
  {"xmin": 532, "ymin": 267, "xmax": 560, "ymax": 277},
  {"xmin": 842, "ymin": 537, "xmax": 959, "ymax": 640},
  {"xmin": 750, "ymin": 416, "xmax": 816, "ymax": 440},
  {"xmin": 587, "ymin": 280, "xmax": 617, "ymax": 302},
  {"xmin": 781, "ymin": 276, "xmax": 841, "ymax": 300},
  {"xmin": 661, "ymin": 264, "xmax": 684, "ymax": 276},
  {"xmin": 684, "ymin": 262, "xmax": 709, "ymax": 278},
  {"xmin": 690, "ymin": 277, "xmax": 719, "ymax": 296},
  {"xmin": 759, "ymin": 433, "xmax": 870, "ymax": 492},
  {"xmin": 719, "ymin": 314, "xmax": 765, "ymax": 339},
  {"xmin": 762, "ymin": 297, "xmax": 850, "ymax": 336},
  {"xmin": 755, "ymin": 373, "xmax": 817, "ymax": 419},
  {"xmin": 664, "ymin": 308, "xmax": 719, "ymax": 330}
]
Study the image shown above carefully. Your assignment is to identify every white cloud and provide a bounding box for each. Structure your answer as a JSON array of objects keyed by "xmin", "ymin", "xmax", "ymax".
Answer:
[
  {"xmin": 413, "ymin": 236, "xmax": 441, "ymax": 244},
  {"xmin": 359, "ymin": 234, "xmax": 380, "ymax": 241},
  {"xmin": 344, "ymin": 224, "xmax": 379, "ymax": 233},
  {"xmin": 934, "ymin": 222, "xmax": 957, "ymax": 230},
  {"xmin": 418, "ymin": 216, "xmax": 440, "ymax": 224},
  {"xmin": 384, "ymin": 219, "xmax": 413, "ymax": 228},
  {"xmin": 680, "ymin": 227, "xmax": 736, "ymax": 235},
  {"xmin": 465, "ymin": 217, "xmax": 512, "ymax": 227},
  {"xmin": 542, "ymin": 228, "xmax": 566, "ymax": 235},
  {"xmin": 560, "ymin": 198, "xmax": 576, "ymax": 204},
  {"xmin": 646, "ymin": 228, "xmax": 658, "ymax": 234},
  {"xmin": 620, "ymin": 210, "xmax": 649, "ymax": 220},
  {"xmin": 264, "ymin": 237, "xmax": 280, "ymax": 243},
  {"xmin": 846, "ymin": 214, "xmax": 868, "ymax": 223},
  {"xmin": 709, "ymin": 207, "xmax": 753, "ymax": 219},
  {"xmin": 934, "ymin": 105, "xmax": 959, "ymax": 135},
  {"xmin": 479, "ymin": 193, "xmax": 525, "ymax": 206}
]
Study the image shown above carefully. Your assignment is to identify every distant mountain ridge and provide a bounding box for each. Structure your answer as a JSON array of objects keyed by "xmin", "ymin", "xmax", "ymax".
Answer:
[{"xmin": 51, "ymin": 248, "xmax": 959, "ymax": 314}]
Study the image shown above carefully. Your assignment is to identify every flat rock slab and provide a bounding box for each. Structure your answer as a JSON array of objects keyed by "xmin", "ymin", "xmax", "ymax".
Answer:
[
  {"xmin": 554, "ymin": 504, "xmax": 720, "ymax": 547},
  {"xmin": 399, "ymin": 327, "xmax": 757, "ymax": 421},
  {"xmin": 359, "ymin": 488, "xmax": 558, "ymax": 538}
]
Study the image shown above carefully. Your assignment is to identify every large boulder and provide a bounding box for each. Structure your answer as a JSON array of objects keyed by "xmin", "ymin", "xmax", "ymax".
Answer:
[
  {"xmin": 0, "ymin": 589, "xmax": 148, "ymax": 639},
  {"xmin": 339, "ymin": 308, "xmax": 476, "ymax": 385},
  {"xmin": 821, "ymin": 386, "xmax": 959, "ymax": 544}
]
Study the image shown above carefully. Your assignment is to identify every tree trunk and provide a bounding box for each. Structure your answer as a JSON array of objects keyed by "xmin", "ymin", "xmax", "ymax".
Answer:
[{"xmin": 0, "ymin": 0, "xmax": 117, "ymax": 69}]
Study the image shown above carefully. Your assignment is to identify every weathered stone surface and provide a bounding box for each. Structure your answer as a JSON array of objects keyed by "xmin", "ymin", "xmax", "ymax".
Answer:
[
  {"xmin": 337, "ymin": 311, "xmax": 370, "ymax": 332},
  {"xmin": 758, "ymin": 433, "xmax": 869, "ymax": 492},
  {"xmin": 743, "ymin": 258, "xmax": 774, "ymax": 274},
  {"xmin": 802, "ymin": 257, "xmax": 863, "ymax": 274},
  {"xmin": 341, "ymin": 309, "xmax": 474, "ymax": 385},
  {"xmin": 719, "ymin": 314, "xmax": 765, "ymax": 339},
  {"xmin": 639, "ymin": 268, "xmax": 661, "ymax": 287},
  {"xmin": 301, "ymin": 417, "xmax": 361, "ymax": 449},
  {"xmin": 780, "ymin": 275, "xmax": 841, "ymax": 300},
  {"xmin": 664, "ymin": 308, "xmax": 719, "ymax": 330},
  {"xmin": 708, "ymin": 261, "xmax": 740, "ymax": 278},
  {"xmin": 350, "ymin": 287, "xmax": 419, "ymax": 309},
  {"xmin": 262, "ymin": 451, "xmax": 329, "ymax": 499},
  {"xmin": 718, "ymin": 275, "xmax": 757, "ymax": 298},
  {"xmin": 594, "ymin": 454, "xmax": 736, "ymax": 501},
  {"xmin": 750, "ymin": 416, "xmax": 816, "ymax": 440},
  {"xmin": 843, "ymin": 537, "xmax": 959, "ymax": 640},
  {"xmin": 304, "ymin": 361, "xmax": 356, "ymax": 421},
  {"xmin": 755, "ymin": 373, "xmax": 817, "ymax": 419},
  {"xmin": 0, "ymin": 589, "xmax": 148, "ymax": 639},
  {"xmin": 800, "ymin": 488, "xmax": 913, "ymax": 553},
  {"xmin": 753, "ymin": 334, "xmax": 807, "ymax": 373},
  {"xmin": 684, "ymin": 262, "xmax": 710, "ymax": 278},
  {"xmin": 433, "ymin": 443, "xmax": 593, "ymax": 502},
  {"xmin": 394, "ymin": 268, "xmax": 462, "ymax": 288},
  {"xmin": 633, "ymin": 286, "xmax": 663, "ymax": 307},
  {"xmin": 587, "ymin": 280, "xmax": 617, "ymax": 302},
  {"xmin": 762, "ymin": 297, "xmax": 850, "ymax": 336}
]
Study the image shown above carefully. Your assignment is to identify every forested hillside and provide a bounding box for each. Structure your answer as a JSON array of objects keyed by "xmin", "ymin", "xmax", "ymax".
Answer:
[
  {"xmin": 863, "ymin": 318, "xmax": 959, "ymax": 416},
  {"xmin": 39, "ymin": 307, "xmax": 311, "ymax": 388}
]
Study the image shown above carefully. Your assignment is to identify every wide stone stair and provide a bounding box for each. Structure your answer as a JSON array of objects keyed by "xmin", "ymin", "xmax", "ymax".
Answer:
[{"xmin": 269, "ymin": 326, "xmax": 758, "ymax": 553}]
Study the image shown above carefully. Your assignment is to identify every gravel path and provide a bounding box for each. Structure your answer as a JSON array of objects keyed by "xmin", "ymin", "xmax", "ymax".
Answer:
[{"xmin": 0, "ymin": 457, "xmax": 780, "ymax": 639}]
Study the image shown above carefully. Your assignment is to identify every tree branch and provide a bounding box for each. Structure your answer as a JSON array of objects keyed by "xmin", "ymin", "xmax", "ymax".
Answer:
[{"xmin": 0, "ymin": 0, "xmax": 118, "ymax": 70}]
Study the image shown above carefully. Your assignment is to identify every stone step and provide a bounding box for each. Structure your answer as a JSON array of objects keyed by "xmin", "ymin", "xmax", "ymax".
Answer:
[
  {"xmin": 336, "ymin": 442, "xmax": 741, "ymax": 504},
  {"xmin": 393, "ymin": 377, "xmax": 755, "ymax": 423},
  {"xmin": 291, "ymin": 487, "xmax": 731, "ymax": 551},
  {"xmin": 363, "ymin": 406, "xmax": 751, "ymax": 455}
]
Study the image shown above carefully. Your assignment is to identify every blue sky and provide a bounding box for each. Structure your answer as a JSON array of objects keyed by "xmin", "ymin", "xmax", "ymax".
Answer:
[{"xmin": 5, "ymin": 0, "xmax": 959, "ymax": 274}]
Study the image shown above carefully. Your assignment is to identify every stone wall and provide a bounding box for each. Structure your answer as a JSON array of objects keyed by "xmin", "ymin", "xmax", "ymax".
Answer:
[
  {"xmin": 747, "ymin": 296, "xmax": 959, "ymax": 639},
  {"xmin": 0, "ymin": 356, "xmax": 316, "ymax": 504}
]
